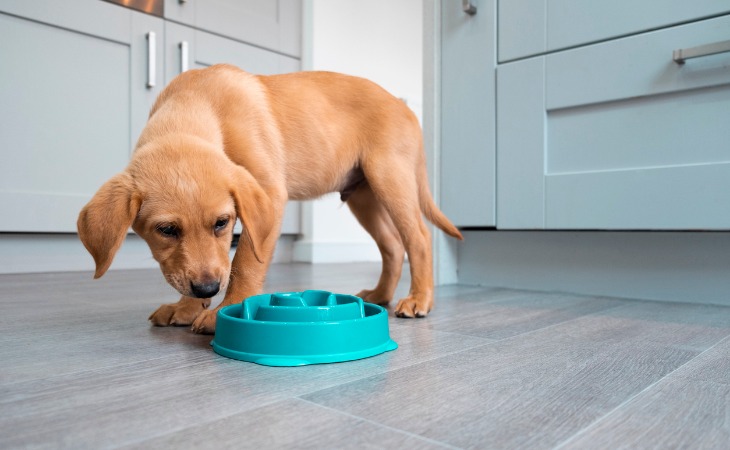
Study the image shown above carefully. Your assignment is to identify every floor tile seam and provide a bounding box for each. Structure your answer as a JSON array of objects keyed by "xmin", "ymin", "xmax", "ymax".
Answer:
[
  {"xmin": 0, "ymin": 293, "xmax": 683, "ymax": 394},
  {"xmin": 0, "ymin": 350, "xmax": 213, "ymax": 393},
  {"xmin": 394, "ymin": 292, "xmax": 635, "ymax": 341},
  {"xmin": 552, "ymin": 379, "xmax": 671, "ymax": 450},
  {"xmin": 552, "ymin": 331, "xmax": 730, "ymax": 449},
  {"xmin": 664, "ymin": 332, "xmax": 730, "ymax": 386},
  {"xmin": 292, "ymin": 339, "xmax": 497, "ymax": 401},
  {"xmin": 593, "ymin": 294, "xmax": 730, "ymax": 310},
  {"xmin": 416, "ymin": 287, "xmax": 730, "ymax": 342},
  {"xmin": 484, "ymin": 295, "xmax": 730, "ymax": 353},
  {"xmin": 295, "ymin": 397, "xmax": 462, "ymax": 449},
  {"xmin": 389, "ymin": 318, "xmax": 503, "ymax": 341},
  {"xmin": 446, "ymin": 284, "xmax": 624, "ymax": 302},
  {"xmin": 109, "ymin": 398, "xmax": 291, "ymax": 449},
  {"xmin": 3, "ymin": 341, "xmax": 494, "ymax": 440},
  {"xmin": 443, "ymin": 299, "xmax": 634, "ymax": 346},
  {"xmin": 429, "ymin": 286, "xmax": 570, "ymax": 307},
  {"xmin": 110, "ymin": 393, "xmax": 459, "ymax": 450},
  {"xmin": 2, "ymin": 327, "xmax": 492, "ymax": 401},
  {"xmin": 395, "ymin": 286, "xmax": 569, "ymax": 321}
]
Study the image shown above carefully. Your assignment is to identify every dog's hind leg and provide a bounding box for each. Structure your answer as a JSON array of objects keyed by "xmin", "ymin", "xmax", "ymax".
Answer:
[
  {"xmin": 362, "ymin": 157, "xmax": 434, "ymax": 318},
  {"xmin": 346, "ymin": 184, "xmax": 405, "ymax": 306}
]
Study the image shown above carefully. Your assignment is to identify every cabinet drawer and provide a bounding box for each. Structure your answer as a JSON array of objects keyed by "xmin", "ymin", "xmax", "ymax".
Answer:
[
  {"xmin": 498, "ymin": 15, "xmax": 730, "ymax": 229},
  {"xmin": 164, "ymin": 0, "xmax": 301, "ymax": 58},
  {"xmin": 548, "ymin": 16, "xmax": 730, "ymax": 229},
  {"xmin": 499, "ymin": 0, "xmax": 730, "ymax": 62},
  {"xmin": 164, "ymin": 22, "xmax": 300, "ymax": 84}
]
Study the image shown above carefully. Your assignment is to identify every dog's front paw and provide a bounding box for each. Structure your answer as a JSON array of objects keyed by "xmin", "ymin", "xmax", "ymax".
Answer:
[
  {"xmin": 356, "ymin": 288, "xmax": 392, "ymax": 306},
  {"xmin": 394, "ymin": 295, "xmax": 432, "ymax": 318},
  {"xmin": 149, "ymin": 297, "xmax": 210, "ymax": 326},
  {"xmin": 191, "ymin": 309, "xmax": 217, "ymax": 334}
]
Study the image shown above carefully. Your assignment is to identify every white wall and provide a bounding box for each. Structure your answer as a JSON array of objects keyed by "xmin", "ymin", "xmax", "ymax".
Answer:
[{"xmin": 294, "ymin": 0, "xmax": 424, "ymax": 263}]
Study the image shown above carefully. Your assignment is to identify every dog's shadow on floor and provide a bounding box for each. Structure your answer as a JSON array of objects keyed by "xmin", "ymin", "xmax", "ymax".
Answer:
[{"xmin": 146, "ymin": 324, "xmax": 214, "ymax": 351}]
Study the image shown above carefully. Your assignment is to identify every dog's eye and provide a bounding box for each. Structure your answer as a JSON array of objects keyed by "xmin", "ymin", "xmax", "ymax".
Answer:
[
  {"xmin": 214, "ymin": 218, "xmax": 229, "ymax": 232},
  {"xmin": 157, "ymin": 224, "xmax": 179, "ymax": 238}
]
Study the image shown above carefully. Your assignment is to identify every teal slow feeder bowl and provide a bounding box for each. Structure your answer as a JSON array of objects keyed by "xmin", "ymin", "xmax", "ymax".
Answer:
[{"xmin": 211, "ymin": 290, "xmax": 398, "ymax": 366}]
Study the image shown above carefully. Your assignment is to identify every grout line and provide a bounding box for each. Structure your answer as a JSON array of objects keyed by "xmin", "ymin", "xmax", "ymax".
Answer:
[
  {"xmin": 116, "ymin": 395, "xmax": 464, "ymax": 450},
  {"xmin": 400, "ymin": 293, "xmax": 633, "ymax": 345},
  {"xmin": 293, "ymin": 337, "xmax": 497, "ymax": 400},
  {"xmin": 490, "ymin": 299, "xmax": 632, "ymax": 344},
  {"xmin": 553, "ymin": 332, "xmax": 730, "ymax": 449},
  {"xmin": 296, "ymin": 397, "xmax": 462, "ymax": 450},
  {"xmin": 112, "ymin": 334, "xmax": 496, "ymax": 447},
  {"xmin": 0, "ymin": 345, "xmax": 213, "ymax": 393},
  {"xmin": 110, "ymin": 398, "xmax": 288, "ymax": 449},
  {"xmin": 283, "ymin": 325, "xmax": 500, "ymax": 405}
]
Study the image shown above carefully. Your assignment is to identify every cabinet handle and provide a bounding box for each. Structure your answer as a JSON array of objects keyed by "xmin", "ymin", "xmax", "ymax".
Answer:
[
  {"xmin": 146, "ymin": 31, "xmax": 156, "ymax": 88},
  {"xmin": 673, "ymin": 39, "xmax": 730, "ymax": 64},
  {"xmin": 179, "ymin": 41, "xmax": 189, "ymax": 73},
  {"xmin": 462, "ymin": 0, "xmax": 477, "ymax": 15}
]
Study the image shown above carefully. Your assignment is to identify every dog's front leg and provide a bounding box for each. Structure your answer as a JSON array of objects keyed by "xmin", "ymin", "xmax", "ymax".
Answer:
[
  {"xmin": 191, "ymin": 219, "xmax": 281, "ymax": 334},
  {"xmin": 149, "ymin": 296, "xmax": 211, "ymax": 326}
]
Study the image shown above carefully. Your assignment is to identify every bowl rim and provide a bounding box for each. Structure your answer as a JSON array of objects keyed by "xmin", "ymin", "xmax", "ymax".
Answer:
[{"xmin": 217, "ymin": 300, "xmax": 388, "ymax": 327}]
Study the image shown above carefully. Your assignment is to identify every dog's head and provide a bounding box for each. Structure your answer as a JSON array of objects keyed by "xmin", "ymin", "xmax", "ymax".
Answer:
[{"xmin": 77, "ymin": 137, "xmax": 272, "ymax": 299}]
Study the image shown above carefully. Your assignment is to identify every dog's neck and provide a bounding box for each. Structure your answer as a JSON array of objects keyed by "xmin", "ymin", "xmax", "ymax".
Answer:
[{"xmin": 136, "ymin": 94, "xmax": 224, "ymax": 152}]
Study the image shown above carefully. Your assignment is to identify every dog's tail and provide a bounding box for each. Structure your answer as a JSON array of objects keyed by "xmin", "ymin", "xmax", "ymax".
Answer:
[{"xmin": 418, "ymin": 161, "xmax": 464, "ymax": 241}]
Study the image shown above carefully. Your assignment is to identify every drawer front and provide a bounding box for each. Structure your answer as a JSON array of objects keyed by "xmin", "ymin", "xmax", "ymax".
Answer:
[
  {"xmin": 498, "ymin": 15, "xmax": 730, "ymax": 229},
  {"xmin": 164, "ymin": 0, "xmax": 301, "ymax": 58},
  {"xmin": 499, "ymin": 0, "xmax": 730, "ymax": 62}
]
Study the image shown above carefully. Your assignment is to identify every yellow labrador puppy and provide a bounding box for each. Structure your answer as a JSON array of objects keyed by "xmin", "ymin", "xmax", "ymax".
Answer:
[{"xmin": 78, "ymin": 64, "xmax": 463, "ymax": 334}]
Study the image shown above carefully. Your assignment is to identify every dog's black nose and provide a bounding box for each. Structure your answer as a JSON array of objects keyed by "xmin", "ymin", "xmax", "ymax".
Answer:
[{"xmin": 190, "ymin": 280, "xmax": 220, "ymax": 298}]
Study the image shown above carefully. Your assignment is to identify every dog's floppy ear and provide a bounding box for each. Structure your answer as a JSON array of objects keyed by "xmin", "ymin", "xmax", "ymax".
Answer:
[
  {"xmin": 77, "ymin": 173, "xmax": 142, "ymax": 278},
  {"xmin": 230, "ymin": 166, "xmax": 274, "ymax": 264}
]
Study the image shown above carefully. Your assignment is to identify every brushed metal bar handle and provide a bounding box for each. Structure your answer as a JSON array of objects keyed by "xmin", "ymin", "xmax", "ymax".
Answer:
[
  {"xmin": 179, "ymin": 41, "xmax": 189, "ymax": 73},
  {"xmin": 673, "ymin": 39, "xmax": 730, "ymax": 64},
  {"xmin": 146, "ymin": 31, "xmax": 156, "ymax": 88},
  {"xmin": 463, "ymin": 0, "xmax": 476, "ymax": 15}
]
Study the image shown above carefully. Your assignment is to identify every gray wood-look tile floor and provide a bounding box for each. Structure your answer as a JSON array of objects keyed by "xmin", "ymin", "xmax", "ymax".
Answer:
[{"xmin": 2, "ymin": 263, "xmax": 729, "ymax": 449}]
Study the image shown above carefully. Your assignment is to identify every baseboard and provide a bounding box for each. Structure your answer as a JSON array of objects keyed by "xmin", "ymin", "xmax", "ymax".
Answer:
[
  {"xmin": 0, "ymin": 233, "xmax": 297, "ymax": 274},
  {"xmin": 292, "ymin": 240, "xmax": 380, "ymax": 263},
  {"xmin": 0, "ymin": 234, "xmax": 155, "ymax": 274},
  {"xmin": 457, "ymin": 230, "xmax": 730, "ymax": 307}
]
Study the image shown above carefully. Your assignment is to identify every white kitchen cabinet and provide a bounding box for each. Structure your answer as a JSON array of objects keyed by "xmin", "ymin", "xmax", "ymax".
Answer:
[
  {"xmin": 498, "ymin": 14, "xmax": 730, "ymax": 229},
  {"xmin": 499, "ymin": 0, "xmax": 730, "ymax": 62},
  {"xmin": 0, "ymin": 0, "xmax": 163, "ymax": 232},
  {"xmin": 0, "ymin": 0, "xmax": 302, "ymax": 234},
  {"xmin": 428, "ymin": 0, "xmax": 730, "ymax": 305},
  {"xmin": 164, "ymin": 0, "xmax": 301, "ymax": 58},
  {"xmin": 440, "ymin": 1, "xmax": 730, "ymax": 231}
]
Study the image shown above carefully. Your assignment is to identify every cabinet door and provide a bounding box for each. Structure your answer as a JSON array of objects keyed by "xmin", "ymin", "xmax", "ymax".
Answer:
[
  {"xmin": 165, "ymin": 23, "xmax": 301, "ymax": 234},
  {"xmin": 0, "ymin": 0, "xmax": 163, "ymax": 232},
  {"xmin": 440, "ymin": 0, "xmax": 496, "ymax": 227},
  {"xmin": 164, "ymin": 0, "xmax": 301, "ymax": 57},
  {"xmin": 499, "ymin": 0, "xmax": 730, "ymax": 62},
  {"xmin": 497, "ymin": 15, "xmax": 730, "ymax": 229}
]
